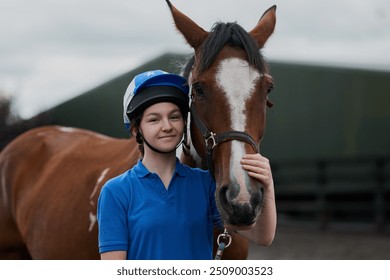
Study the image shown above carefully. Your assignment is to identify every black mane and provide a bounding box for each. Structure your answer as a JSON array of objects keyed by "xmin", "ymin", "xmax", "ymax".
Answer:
[
  {"xmin": 200, "ymin": 22, "xmax": 265, "ymax": 73},
  {"xmin": 182, "ymin": 22, "xmax": 266, "ymax": 79}
]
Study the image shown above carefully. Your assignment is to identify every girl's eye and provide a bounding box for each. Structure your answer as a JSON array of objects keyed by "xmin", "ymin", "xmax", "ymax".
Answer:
[{"xmin": 148, "ymin": 118, "xmax": 159, "ymax": 123}]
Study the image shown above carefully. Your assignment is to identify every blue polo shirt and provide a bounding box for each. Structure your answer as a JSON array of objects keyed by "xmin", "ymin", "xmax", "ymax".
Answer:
[{"xmin": 97, "ymin": 158, "xmax": 222, "ymax": 260}]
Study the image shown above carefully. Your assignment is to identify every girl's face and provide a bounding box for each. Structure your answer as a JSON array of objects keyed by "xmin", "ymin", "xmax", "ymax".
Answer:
[{"xmin": 139, "ymin": 102, "xmax": 185, "ymax": 153}]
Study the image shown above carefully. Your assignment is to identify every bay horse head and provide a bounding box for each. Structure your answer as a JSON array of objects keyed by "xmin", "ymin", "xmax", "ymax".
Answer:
[{"xmin": 166, "ymin": 1, "xmax": 276, "ymax": 229}]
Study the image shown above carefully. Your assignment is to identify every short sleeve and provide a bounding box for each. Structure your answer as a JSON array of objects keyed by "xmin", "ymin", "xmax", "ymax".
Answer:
[{"xmin": 97, "ymin": 181, "xmax": 129, "ymax": 253}]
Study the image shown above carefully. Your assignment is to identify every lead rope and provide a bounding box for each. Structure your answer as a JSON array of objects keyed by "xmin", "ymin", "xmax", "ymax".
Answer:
[{"xmin": 214, "ymin": 228, "xmax": 232, "ymax": 260}]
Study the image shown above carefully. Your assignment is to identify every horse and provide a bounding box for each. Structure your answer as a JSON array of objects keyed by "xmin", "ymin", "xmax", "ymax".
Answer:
[{"xmin": 0, "ymin": 0, "xmax": 276, "ymax": 259}]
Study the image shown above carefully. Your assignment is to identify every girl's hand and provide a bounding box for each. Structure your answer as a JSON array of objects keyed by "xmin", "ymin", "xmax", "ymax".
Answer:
[
  {"xmin": 238, "ymin": 153, "xmax": 277, "ymax": 246},
  {"xmin": 240, "ymin": 153, "xmax": 273, "ymax": 188}
]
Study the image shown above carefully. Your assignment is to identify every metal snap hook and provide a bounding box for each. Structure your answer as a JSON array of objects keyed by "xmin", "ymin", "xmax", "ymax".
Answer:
[
  {"xmin": 205, "ymin": 132, "xmax": 217, "ymax": 149},
  {"xmin": 217, "ymin": 228, "xmax": 232, "ymax": 248}
]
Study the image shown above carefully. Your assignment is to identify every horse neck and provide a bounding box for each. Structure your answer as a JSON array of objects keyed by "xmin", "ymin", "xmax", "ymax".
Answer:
[
  {"xmin": 177, "ymin": 147, "xmax": 200, "ymax": 168},
  {"xmin": 177, "ymin": 112, "xmax": 203, "ymax": 168},
  {"xmin": 178, "ymin": 56, "xmax": 202, "ymax": 168}
]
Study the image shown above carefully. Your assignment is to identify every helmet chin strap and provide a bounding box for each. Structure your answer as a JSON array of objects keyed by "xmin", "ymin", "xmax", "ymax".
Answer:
[{"xmin": 138, "ymin": 130, "xmax": 185, "ymax": 155}]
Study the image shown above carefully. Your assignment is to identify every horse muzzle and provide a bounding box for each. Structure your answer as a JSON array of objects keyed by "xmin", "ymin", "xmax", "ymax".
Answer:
[{"xmin": 217, "ymin": 182, "xmax": 264, "ymax": 228}]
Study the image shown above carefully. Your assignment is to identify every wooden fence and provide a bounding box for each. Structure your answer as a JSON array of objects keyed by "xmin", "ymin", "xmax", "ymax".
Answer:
[{"xmin": 272, "ymin": 156, "xmax": 390, "ymax": 233}]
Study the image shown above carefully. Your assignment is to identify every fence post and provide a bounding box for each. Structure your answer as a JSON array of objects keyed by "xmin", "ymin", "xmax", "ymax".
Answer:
[
  {"xmin": 317, "ymin": 160, "xmax": 327, "ymax": 230},
  {"xmin": 375, "ymin": 158, "xmax": 385, "ymax": 233}
]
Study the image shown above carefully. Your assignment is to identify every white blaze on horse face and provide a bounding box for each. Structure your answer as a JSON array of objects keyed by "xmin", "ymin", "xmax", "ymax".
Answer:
[{"xmin": 216, "ymin": 58, "xmax": 261, "ymax": 204}]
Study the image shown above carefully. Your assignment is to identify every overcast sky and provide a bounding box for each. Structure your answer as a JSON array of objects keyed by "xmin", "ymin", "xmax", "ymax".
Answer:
[{"xmin": 1, "ymin": 0, "xmax": 389, "ymax": 119}]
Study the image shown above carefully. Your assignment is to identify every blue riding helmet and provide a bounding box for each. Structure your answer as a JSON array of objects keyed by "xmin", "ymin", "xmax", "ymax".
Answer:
[{"xmin": 123, "ymin": 70, "xmax": 190, "ymax": 131}]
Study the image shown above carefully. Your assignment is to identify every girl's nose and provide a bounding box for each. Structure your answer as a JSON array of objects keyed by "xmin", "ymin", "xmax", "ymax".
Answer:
[{"xmin": 161, "ymin": 118, "xmax": 173, "ymax": 131}]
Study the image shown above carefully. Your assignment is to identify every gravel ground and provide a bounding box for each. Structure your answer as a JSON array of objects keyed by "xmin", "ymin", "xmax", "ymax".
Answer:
[{"xmin": 248, "ymin": 226, "xmax": 390, "ymax": 260}]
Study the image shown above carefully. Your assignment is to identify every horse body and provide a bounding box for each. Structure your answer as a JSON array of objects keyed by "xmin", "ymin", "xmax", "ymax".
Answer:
[
  {"xmin": 0, "ymin": 1, "xmax": 276, "ymax": 259},
  {"xmin": 0, "ymin": 126, "xmax": 138, "ymax": 259}
]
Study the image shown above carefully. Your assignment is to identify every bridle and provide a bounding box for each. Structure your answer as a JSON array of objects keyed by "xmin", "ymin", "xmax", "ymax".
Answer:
[
  {"xmin": 189, "ymin": 99, "xmax": 260, "ymax": 179},
  {"xmin": 189, "ymin": 97, "xmax": 261, "ymax": 260}
]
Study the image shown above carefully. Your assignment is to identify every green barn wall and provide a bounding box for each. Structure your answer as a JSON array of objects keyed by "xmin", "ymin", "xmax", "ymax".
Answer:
[{"xmin": 261, "ymin": 62, "xmax": 390, "ymax": 161}]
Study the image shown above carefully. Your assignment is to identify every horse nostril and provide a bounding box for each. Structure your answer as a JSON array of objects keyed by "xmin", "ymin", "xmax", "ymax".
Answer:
[
  {"xmin": 219, "ymin": 185, "xmax": 229, "ymax": 206},
  {"xmin": 218, "ymin": 185, "xmax": 236, "ymax": 213},
  {"xmin": 222, "ymin": 184, "xmax": 242, "ymax": 203}
]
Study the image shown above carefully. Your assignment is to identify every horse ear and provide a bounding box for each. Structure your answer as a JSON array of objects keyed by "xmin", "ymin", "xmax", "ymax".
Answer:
[
  {"xmin": 166, "ymin": 0, "xmax": 208, "ymax": 49},
  {"xmin": 249, "ymin": 5, "xmax": 277, "ymax": 48}
]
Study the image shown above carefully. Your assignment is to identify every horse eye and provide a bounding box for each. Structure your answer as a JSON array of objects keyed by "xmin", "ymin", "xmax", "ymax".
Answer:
[
  {"xmin": 267, "ymin": 83, "xmax": 274, "ymax": 94},
  {"xmin": 266, "ymin": 82, "xmax": 274, "ymax": 108},
  {"xmin": 192, "ymin": 83, "xmax": 205, "ymax": 98}
]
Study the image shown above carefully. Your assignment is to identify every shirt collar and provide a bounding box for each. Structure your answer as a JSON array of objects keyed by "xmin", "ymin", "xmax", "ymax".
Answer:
[{"xmin": 134, "ymin": 158, "xmax": 186, "ymax": 178}]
